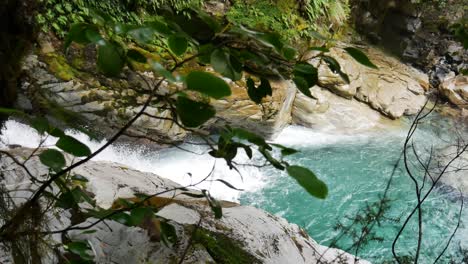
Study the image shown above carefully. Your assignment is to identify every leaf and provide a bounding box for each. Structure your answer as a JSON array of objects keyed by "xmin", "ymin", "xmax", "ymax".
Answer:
[
  {"xmin": 72, "ymin": 174, "xmax": 89, "ymax": 182},
  {"xmin": 127, "ymin": 49, "xmax": 147, "ymax": 63},
  {"xmin": 147, "ymin": 20, "xmax": 172, "ymax": 36},
  {"xmin": 127, "ymin": 27, "xmax": 155, "ymax": 44},
  {"xmin": 65, "ymin": 23, "xmax": 91, "ymax": 49},
  {"xmin": 111, "ymin": 212, "xmax": 132, "ymax": 226},
  {"xmin": 293, "ymin": 76, "xmax": 313, "ymax": 98},
  {"xmin": 230, "ymin": 128, "xmax": 269, "ymax": 149},
  {"xmin": 271, "ymin": 143, "xmax": 299, "ymax": 156},
  {"xmin": 49, "ymin": 127, "xmax": 65, "ymax": 138},
  {"xmin": 203, "ymin": 190, "xmax": 222, "ymax": 219},
  {"xmin": 84, "ymin": 28, "xmax": 105, "ymax": 46},
  {"xmin": 294, "ymin": 63, "xmax": 318, "ymax": 88},
  {"xmin": 56, "ymin": 135, "xmax": 91, "ymax": 157},
  {"xmin": 65, "ymin": 241, "xmax": 93, "ymax": 260},
  {"xmin": 259, "ymin": 147, "xmax": 285, "ymax": 170},
  {"xmin": 258, "ymin": 32, "xmax": 283, "ymax": 52},
  {"xmin": 286, "ymin": 165, "xmax": 328, "ymax": 199},
  {"xmin": 344, "ymin": 47, "xmax": 378, "ymax": 69},
  {"xmin": 175, "ymin": 97, "xmax": 216, "ymax": 127},
  {"xmin": 321, "ymin": 56, "xmax": 350, "ymax": 84},
  {"xmin": 39, "ymin": 149, "xmax": 66, "ymax": 172},
  {"xmin": 211, "ymin": 49, "xmax": 242, "ymax": 81},
  {"xmin": 168, "ymin": 35, "xmax": 188, "ymax": 56},
  {"xmin": 160, "ymin": 221, "xmax": 178, "ymax": 246},
  {"xmin": 215, "ymin": 179, "xmax": 244, "ymax": 191},
  {"xmin": 181, "ymin": 192, "xmax": 205, "ymax": 198},
  {"xmin": 246, "ymin": 78, "xmax": 272, "ymax": 104},
  {"xmin": 282, "ymin": 46, "xmax": 297, "ymax": 60},
  {"xmin": 56, "ymin": 188, "xmax": 81, "ymax": 209},
  {"xmin": 149, "ymin": 61, "xmax": 176, "ymax": 82},
  {"xmin": 97, "ymin": 42, "xmax": 125, "ymax": 77},
  {"xmin": 308, "ymin": 46, "xmax": 330, "ymax": 52},
  {"xmin": 31, "ymin": 116, "xmax": 50, "ymax": 135},
  {"xmin": 130, "ymin": 207, "xmax": 153, "ymax": 226},
  {"xmin": 186, "ymin": 71, "xmax": 231, "ymax": 99}
]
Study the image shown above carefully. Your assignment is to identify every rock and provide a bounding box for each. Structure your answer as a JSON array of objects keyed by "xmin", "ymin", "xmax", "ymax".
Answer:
[
  {"xmin": 350, "ymin": 0, "xmax": 468, "ymax": 87},
  {"xmin": 310, "ymin": 45, "xmax": 429, "ymax": 119},
  {"xmin": 211, "ymin": 78, "xmax": 296, "ymax": 138},
  {"xmin": 436, "ymin": 146, "xmax": 468, "ymax": 195},
  {"xmin": 439, "ymin": 75, "xmax": 468, "ymax": 108},
  {"xmin": 0, "ymin": 148, "xmax": 369, "ymax": 264},
  {"xmin": 292, "ymin": 86, "xmax": 398, "ymax": 132}
]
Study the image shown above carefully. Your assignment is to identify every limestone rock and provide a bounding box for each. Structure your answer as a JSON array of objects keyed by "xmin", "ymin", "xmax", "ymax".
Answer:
[
  {"xmin": 0, "ymin": 148, "xmax": 369, "ymax": 264},
  {"xmin": 292, "ymin": 86, "xmax": 396, "ymax": 132},
  {"xmin": 310, "ymin": 45, "xmax": 429, "ymax": 119},
  {"xmin": 439, "ymin": 75, "xmax": 468, "ymax": 108},
  {"xmin": 211, "ymin": 78, "xmax": 296, "ymax": 138}
]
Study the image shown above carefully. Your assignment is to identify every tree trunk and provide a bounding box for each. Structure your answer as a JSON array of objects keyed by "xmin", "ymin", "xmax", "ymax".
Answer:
[{"xmin": 0, "ymin": 0, "xmax": 37, "ymax": 112}]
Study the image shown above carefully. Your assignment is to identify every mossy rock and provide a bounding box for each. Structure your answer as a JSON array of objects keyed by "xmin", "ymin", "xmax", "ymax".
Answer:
[
  {"xmin": 192, "ymin": 229, "xmax": 260, "ymax": 264},
  {"xmin": 43, "ymin": 53, "xmax": 76, "ymax": 81}
]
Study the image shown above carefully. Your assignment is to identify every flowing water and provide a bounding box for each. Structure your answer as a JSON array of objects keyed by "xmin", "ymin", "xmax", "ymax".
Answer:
[{"xmin": 1, "ymin": 115, "xmax": 467, "ymax": 263}]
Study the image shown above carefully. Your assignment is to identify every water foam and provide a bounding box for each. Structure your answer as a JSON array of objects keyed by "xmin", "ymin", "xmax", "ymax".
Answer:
[{"xmin": 0, "ymin": 120, "xmax": 264, "ymax": 201}]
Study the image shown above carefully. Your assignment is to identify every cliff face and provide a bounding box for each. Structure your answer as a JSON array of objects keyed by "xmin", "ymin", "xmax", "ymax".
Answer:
[
  {"xmin": 18, "ymin": 37, "xmax": 431, "ymax": 142},
  {"xmin": 350, "ymin": 0, "xmax": 467, "ymax": 87},
  {"xmin": 0, "ymin": 148, "xmax": 369, "ymax": 264}
]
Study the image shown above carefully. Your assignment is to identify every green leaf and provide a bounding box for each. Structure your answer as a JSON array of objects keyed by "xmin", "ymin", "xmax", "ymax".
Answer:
[
  {"xmin": 127, "ymin": 49, "xmax": 147, "ymax": 63},
  {"xmin": 176, "ymin": 97, "xmax": 216, "ymax": 127},
  {"xmin": 168, "ymin": 35, "xmax": 188, "ymax": 56},
  {"xmin": 211, "ymin": 49, "xmax": 242, "ymax": 81},
  {"xmin": 72, "ymin": 174, "xmax": 89, "ymax": 182},
  {"xmin": 286, "ymin": 165, "xmax": 328, "ymax": 199},
  {"xmin": 111, "ymin": 212, "xmax": 132, "ymax": 226},
  {"xmin": 130, "ymin": 207, "xmax": 153, "ymax": 226},
  {"xmin": 181, "ymin": 192, "xmax": 205, "ymax": 198},
  {"xmin": 97, "ymin": 42, "xmax": 125, "ymax": 77},
  {"xmin": 56, "ymin": 188, "xmax": 81, "ymax": 209},
  {"xmin": 258, "ymin": 32, "xmax": 283, "ymax": 52},
  {"xmin": 246, "ymin": 77, "xmax": 272, "ymax": 104},
  {"xmin": 282, "ymin": 46, "xmax": 297, "ymax": 60},
  {"xmin": 321, "ymin": 56, "xmax": 350, "ymax": 84},
  {"xmin": 186, "ymin": 71, "xmax": 231, "ymax": 99},
  {"xmin": 149, "ymin": 61, "xmax": 176, "ymax": 82},
  {"xmin": 65, "ymin": 241, "xmax": 93, "ymax": 261},
  {"xmin": 84, "ymin": 28, "xmax": 105, "ymax": 46},
  {"xmin": 344, "ymin": 47, "xmax": 378, "ymax": 69},
  {"xmin": 49, "ymin": 127, "xmax": 65, "ymax": 138},
  {"xmin": 147, "ymin": 20, "xmax": 172, "ymax": 36},
  {"xmin": 31, "ymin": 116, "xmax": 50, "ymax": 135},
  {"xmin": 203, "ymin": 190, "xmax": 222, "ymax": 219},
  {"xmin": 308, "ymin": 46, "xmax": 330, "ymax": 52},
  {"xmin": 56, "ymin": 135, "xmax": 91, "ymax": 157},
  {"xmin": 215, "ymin": 179, "xmax": 244, "ymax": 191},
  {"xmin": 230, "ymin": 128, "xmax": 269, "ymax": 149},
  {"xmin": 293, "ymin": 76, "xmax": 313, "ymax": 98},
  {"xmin": 65, "ymin": 23, "xmax": 91, "ymax": 49},
  {"xmin": 294, "ymin": 63, "xmax": 318, "ymax": 88},
  {"xmin": 259, "ymin": 147, "xmax": 285, "ymax": 170},
  {"xmin": 160, "ymin": 221, "xmax": 178, "ymax": 246},
  {"xmin": 127, "ymin": 27, "xmax": 155, "ymax": 44},
  {"xmin": 39, "ymin": 149, "xmax": 66, "ymax": 172},
  {"xmin": 271, "ymin": 143, "xmax": 299, "ymax": 156},
  {"xmin": 198, "ymin": 44, "xmax": 215, "ymax": 64}
]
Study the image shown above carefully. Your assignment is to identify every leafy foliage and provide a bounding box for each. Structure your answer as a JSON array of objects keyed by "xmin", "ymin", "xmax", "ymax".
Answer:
[{"xmin": 0, "ymin": 3, "xmax": 380, "ymax": 263}]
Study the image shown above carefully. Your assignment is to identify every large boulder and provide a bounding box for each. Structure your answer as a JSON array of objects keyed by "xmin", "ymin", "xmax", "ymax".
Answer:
[
  {"xmin": 439, "ymin": 75, "xmax": 468, "ymax": 109},
  {"xmin": 0, "ymin": 147, "xmax": 369, "ymax": 264},
  {"xmin": 292, "ymin": 86, "xmax": 398, "ymax": 132},
  {"xmin": 309, "ymin": 45, "xmax": 429, "ymax": 119}
]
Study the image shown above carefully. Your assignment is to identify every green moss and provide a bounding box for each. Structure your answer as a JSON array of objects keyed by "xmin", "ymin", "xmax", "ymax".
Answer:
[
  {"xmin": 192, "ymin": 229, "xmax": 260, "ymax": 264},
  {"xmin": 43, "ymin": 54, "xmax": 76, "ymax": 81}
]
